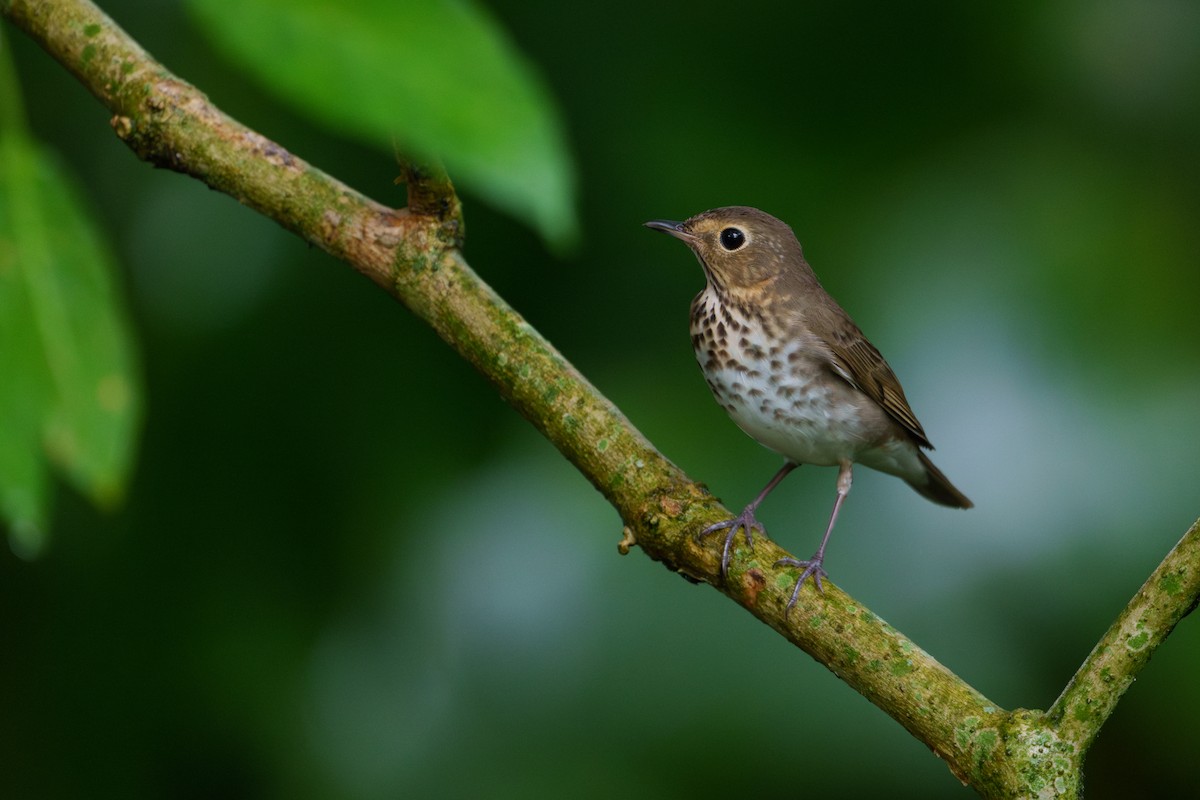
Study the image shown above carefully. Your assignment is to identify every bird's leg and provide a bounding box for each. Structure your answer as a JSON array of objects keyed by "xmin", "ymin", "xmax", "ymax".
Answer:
[
  {"xmin": 776, "ymin": 460, "xmax": 853, "ymax": 614},
  {"xmin": 698, "ymin": 462, "xmax": 798, "ymax": 577}
]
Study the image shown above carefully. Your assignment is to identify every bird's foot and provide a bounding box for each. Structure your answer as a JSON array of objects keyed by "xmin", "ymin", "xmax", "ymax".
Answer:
[
  {"xmin": 696, "ymin": 507, "xmax": 765, "ymax": 578},
  {"xmin": 775, "ymin": 553, "xmax": 828, "ymax": 615}
]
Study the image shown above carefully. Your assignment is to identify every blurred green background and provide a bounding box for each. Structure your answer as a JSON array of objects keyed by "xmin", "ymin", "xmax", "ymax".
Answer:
[{"xmin": 4, "ymin": 0, "xmax": 1200, "ymax": 796}]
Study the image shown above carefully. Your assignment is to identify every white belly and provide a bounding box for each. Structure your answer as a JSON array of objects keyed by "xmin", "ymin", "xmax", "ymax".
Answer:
[
  {"xmin": 690, "ymin": 289, "xmax": 913, "ymax": 473},
  {"xmin": 703, "ymin": 347, "xmax": 870, "ymax": 466}
]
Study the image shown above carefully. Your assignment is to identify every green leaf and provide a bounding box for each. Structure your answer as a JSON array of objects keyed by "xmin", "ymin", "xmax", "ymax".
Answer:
[
  {"xmin": 0, "ymin": 111, "xmax": 143, "ymax": 557},
  {"xmin": 186, "ymin": 0, "xmax": 579, "ymax": 249}
]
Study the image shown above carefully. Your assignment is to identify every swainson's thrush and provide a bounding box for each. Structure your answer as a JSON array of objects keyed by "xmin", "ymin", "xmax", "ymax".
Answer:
[{"xmin": 645, "ymin": 206, "xmax": 971, "ymax": 611}]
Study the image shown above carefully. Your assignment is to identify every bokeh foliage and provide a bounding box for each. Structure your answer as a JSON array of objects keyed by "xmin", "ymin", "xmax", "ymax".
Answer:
[
  {"xmin": 0, "ymin": 29, "xmax": 141, "ymax": 559},
  {"xmin": 2, "ymin": 1, "xmax": 1198, "ymax": 797}
]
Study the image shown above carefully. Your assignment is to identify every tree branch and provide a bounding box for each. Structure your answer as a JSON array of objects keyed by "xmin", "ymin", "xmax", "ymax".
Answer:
[
  {"xmin": 1047, "ymin": 518, "xmax": 1200, "ymax": 748},
  {"xmin": 5, "ymin": 1, "xmax": 1198, "ymax": 795}
]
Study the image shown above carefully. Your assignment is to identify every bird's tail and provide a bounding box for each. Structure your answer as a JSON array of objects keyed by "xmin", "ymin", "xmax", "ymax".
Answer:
[{"xmin": 909, "ymin": 451, "xmax": 973, "ymax": 509}]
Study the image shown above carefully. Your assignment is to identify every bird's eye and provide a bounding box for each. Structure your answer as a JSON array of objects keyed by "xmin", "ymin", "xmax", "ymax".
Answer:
[{"xmin": 719, "ymin": 227, "xmax": 746, "ymax": 251}]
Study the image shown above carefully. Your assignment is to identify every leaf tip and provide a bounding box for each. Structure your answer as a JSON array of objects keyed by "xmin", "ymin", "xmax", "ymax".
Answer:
[{"xmin": 7, "ymin": 517, "xmax": 47, "ymax": 561}]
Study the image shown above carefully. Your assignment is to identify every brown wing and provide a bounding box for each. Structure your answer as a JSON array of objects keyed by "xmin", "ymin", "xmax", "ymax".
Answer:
[
  {"xmin": 826, "ymin": 332, "xmax": 933, "ymax": 449},
  {"xmin": 770, "ymin": 256, "xmax": 934, "ymax": 449}
]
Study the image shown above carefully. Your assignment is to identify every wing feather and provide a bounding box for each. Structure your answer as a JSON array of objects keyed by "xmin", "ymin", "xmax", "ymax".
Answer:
[{"xmin": 826, "ymin": 332, "xmax": 932, "ymax": 449}]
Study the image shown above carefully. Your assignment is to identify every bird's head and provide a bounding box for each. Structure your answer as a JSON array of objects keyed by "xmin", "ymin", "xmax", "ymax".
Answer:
[{"xmin": 645, "ymin": 206, "xmax": 811, "ymax": 295}]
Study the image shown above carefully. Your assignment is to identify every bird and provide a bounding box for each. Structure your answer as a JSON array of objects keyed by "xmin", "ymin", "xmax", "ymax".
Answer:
[{"xmin": 645, "ymin": 206, "xmax": 971, "ymax": 612}]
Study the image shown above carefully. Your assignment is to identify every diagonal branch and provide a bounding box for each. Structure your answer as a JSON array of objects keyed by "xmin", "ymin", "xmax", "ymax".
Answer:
[
  {"xmin": 6, "ymin": 1, "xmax": 1198, "ymax": 796},
  {"xmin": 1047, "ymin": 517, "xmax": 1200, "ymax": 749}
]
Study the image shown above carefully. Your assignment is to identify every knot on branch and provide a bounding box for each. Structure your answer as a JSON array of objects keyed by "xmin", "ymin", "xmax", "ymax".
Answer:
[{"xmin": 400, "ymin": 160, "xmax": 464, "ymax": 251}]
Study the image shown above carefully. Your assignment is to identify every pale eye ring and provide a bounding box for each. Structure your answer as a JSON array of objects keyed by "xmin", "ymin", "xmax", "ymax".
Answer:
[{"xmin": 719, "ymin": 227, "xmax": 746, "ymax": 251}]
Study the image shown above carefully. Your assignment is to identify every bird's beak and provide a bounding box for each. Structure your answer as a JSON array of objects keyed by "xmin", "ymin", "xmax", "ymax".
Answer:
[{"xmin": 644, "ymin": 219, "xmax": 694, "ymax": 241}]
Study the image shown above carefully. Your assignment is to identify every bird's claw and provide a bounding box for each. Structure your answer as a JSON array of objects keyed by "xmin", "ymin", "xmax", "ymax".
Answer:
[
  {"xmin": 775, "ymin": 555, "xmax": 828, "ymax": 615},
  {"xmin": 696, "ymin": 509, "xmax": 765, "ymax": 577}
]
